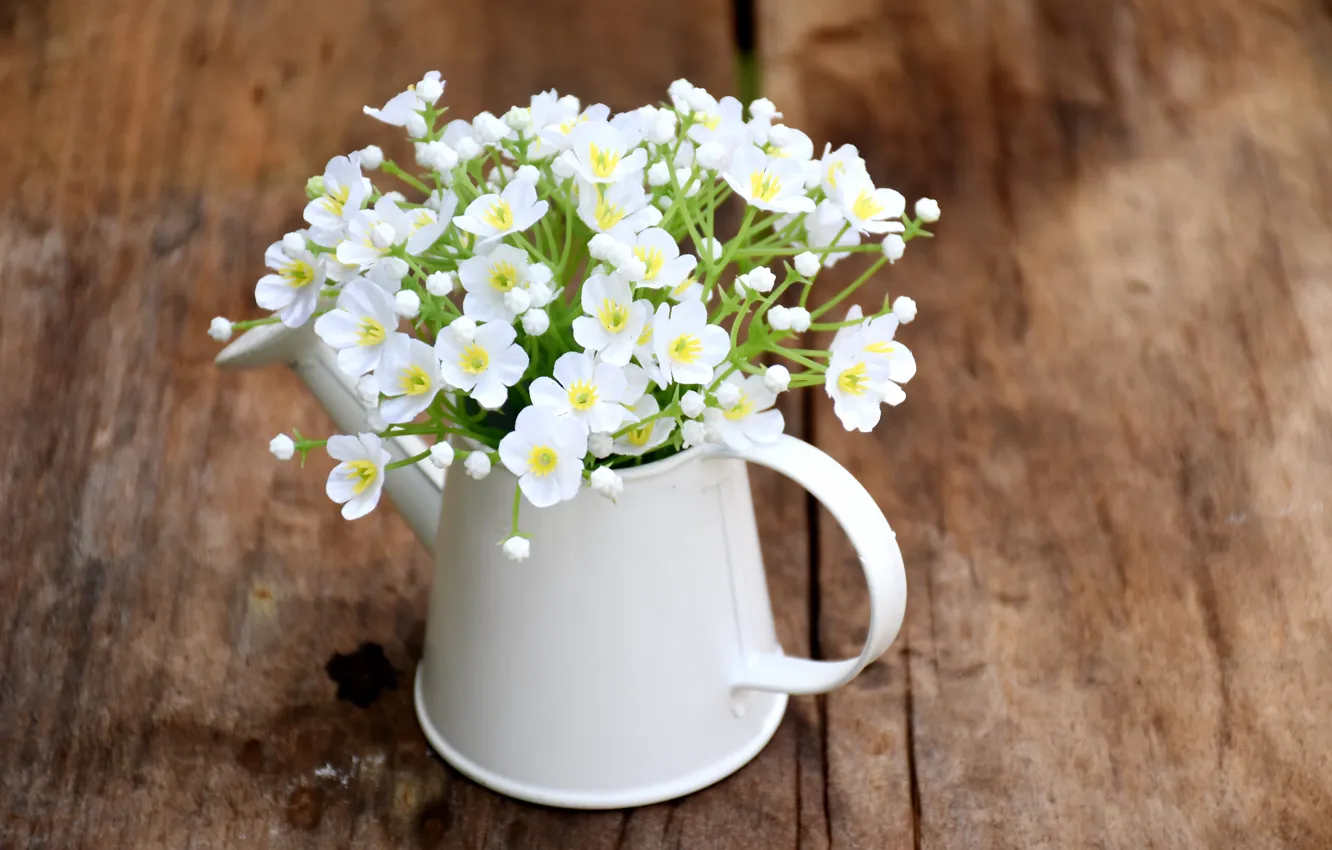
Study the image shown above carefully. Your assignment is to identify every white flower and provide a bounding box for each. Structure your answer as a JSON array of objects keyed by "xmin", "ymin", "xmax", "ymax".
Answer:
[
  {"xmin": 681, "ymin": 418, "xmax": 709, "ymax": 448},
  {"xmin": 337, "ymin": 198, "xmax": 426, "ymax": 278},
  {"xmin": 499, "ymin": 405, "xmax": 589, "ymax": 507},
  {"xmin": 622, "ymin": 228, "xmax": 698, "ymax": 292},
  {"xmin": 735, "ymin": 266, "xmax": 776, "ymax": 296},
  {"xmin": 269, "ymin": 433, "xmax": 296, "ymax": 461},
  {"xmin": 576, "ymin": 179, "xmax": 655, "ymax": 234},
  {"xmin": 830, "ymin": 170, "xmax": 906, "ymax": 235},
  {"xmin": 464, "ymin": 451, "xmax": 492, "ymax": 480},
  {"xmin": 589, "ymin": 467, "xmax": 623, "ymax": 503},
  {"xmin": 614, "ymin": 395, "xmax": 675, "ymax": 456},
  {"xmin": 761, "ymin": 125, "xmax": 814, "ymax": 162},
  {"xmin": 502, "ymin": 535, "xmax": 531, "ymax": 561},
  {"xmin": 453, "ymin": 178, "xmax": 549, "ymax": 245},
  {"xmin": 764, "ymin": 364, "xmax": 791, "ymax": 393},
  {"xmin": 304, "ymin": 155, "xmax": 368, "ymax": 235},
  {"xmin": 436, "ymin": 320, "xmax": 530, "ymax": 409},
  {"xmin": 668, "ymin": 78, "xmax": 695, "ymax": 110},
  {"xmin": 255, "ymin": 235, "xmax": 326, "ymax": 328},
  {"xmin": 415, "ymin": 140, "xmax": 458, "ymax": 173},
  {"xmin": 675, "ymin": 167, "xmax": 701, "ymax": 197},
  {"xmin": 685, "ymin": 86, "xmax": 717, "ymax": 114},
  {"xmin": 325, "ymin": 433, "xmax": 392, "ymax": 520},
  {"xmin": 405, "ymin": 112, "xmax": 428, "ymax": 139},
  {"xmin": 394, "ymin": 289, "xmax": 421, "ymax": 319},
  {"xmin": 818, "ymin": 143, "xmax": 867, "ymax": 196},
  {"xmin": 794, "ymin": 251, "xmax": 820, "ymax": 277},
  {"xmin": 208, "ymin": 317, "xmax": 233, "ymax": 342},
  {"xmin": 695, "ymin": 142, "xmax": 728, "ymax": 171},
  {"xmin": 588, "ymin": 431, "xmax": 613, "ymax": 458},
  {"xmin": 688, "ymin": 96, "xmax": 746, "ymax": 158},
  {"xmin": 723, "ymin": 145, "xmax": 814, "ymax": 214},
  {"xmin": 560, "ymin": 121, "xmax": 647, "ymax": 184},
  {"xmin": 416, "ymin": 72, "xmax": 444, "ymax": 105},
  {"xmin": 522, "ymin": 308, "xmax": 550, "ymax": 336},
  {"xmin": 529, "ymin": 351, "xmax": 632, "ymax": 435},
  {"xmin": 915, "ymin": 197, "xmax": 940, "ymax": 223},
  {"xmin": 504, "ymin": 106, "xmax": 532, "ymax": 132},
  {"xmin": 426, "ymin": 271, "xmax": 454, "ymax": 296},
  {"xmin": 363, "ymin": 78, "xmax": 428, "ymax": 127},
  {"xmin": 647, "ymin": 110, "xmax": 677, "ymax": 144},
  {"xmin": 767, "ymin": 305, "xmax": 792, "ymax": 331},
  {"xmin": 572, "ymin": 272, "xmax": 650, "ymax": 366},
  {"xmin": 805, "ymin": 200, "xmax": 861, "ymax": 268},
  {"xmin": 893, "ymin": 295, "xmax": 917, "ymax": 323},
  {"xmin": 443, "ymin": 119, "xmax": 483, "ymax": 161},
  {"xmin": 429, "ymin": 442, "xmax": 455, "ymax": 468},
  {"xmin": 458, "ymin": 244, "xmax": 533, "ymax": 323},
  {"xmin": 314, "ymin": 278, "xmax": 400, "ymax": 376},
  {"xmin": 703, "ymin": 373, "xmax": 785, "ymax": 450},
  {"xmin": 356, "ymin": 373, "xmax": 380, "ymax": 407},
  {"xmin": 652, "ymin": 300, "xmax": 730, "ymax": 385},
  {"xmin": 504, "ymin": 287, "xmax": 532, "ymax": 315},
  {"xmin": 374, "ymin": 335, "xmax": 441, "ymax": 423},
  {"xmin": 647, "ymin": 161, "xmax": 671, "ymax": 187},
  {"xmin": 679, "ymin": 390, "xmax": 706, "ymax": 418},
  {"xmin": 536, "ymin": 103, "xmax": 611, "ymax": 157},
  {"xmin": 515, "ymin": 164, "xmax": 540, "ymax": 185},
  {"xmin": 882, "ymin": 234, "xmax": 906, "ymax": 263},
  {"xmin": 825, "ymin": 351, "xmax": 894, "ymax": 432},
  {"xmin": 788, "ymin": 307, "xmax": 811, "ymax": 332},
  {"xmin": 357, "ymin": 145, "xmax": 384, "ymax": 170},
  {"xmin": 749, "ymin": 97, "xmax": 779, "ymax": 122}
]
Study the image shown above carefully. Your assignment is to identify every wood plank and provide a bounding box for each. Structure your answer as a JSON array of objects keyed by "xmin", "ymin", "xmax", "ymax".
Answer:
[
  {"xmin": 0, "ymin": 1, "xmax": 828, "ymax": 847},
  {"xmin": 761, "ymin": 0, "xmax": 1332, "ymax": 846}
]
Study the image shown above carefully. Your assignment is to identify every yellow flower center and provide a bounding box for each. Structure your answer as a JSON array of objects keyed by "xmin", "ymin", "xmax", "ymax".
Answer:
[
  {"xmin": 670, "ymin": 333, "xmax": 702, "ymax": 364},
  {"xmin": 594, "ymin": 194, "xmax": 626, "ymax": 231},
  {"xmin": 865, "ymin": 341, "xmax": 895, "ymax": 355},
  {"xmin": 723, "ymin": 393, "xmax": 755, "ymax": 421},
  {"xmin": 671, "ymin": 277, "xmax": 698, "ymax": 298},
  {"xmin": 626, "ymin": 422, "xmax": 654, "ymax": 447},
  {"xmin": 837, "ymin": 362, "xmax": 869, "ymax": 396},
  {"xmin": 346, "ymin": 459, "xmax": 378, "ymax": 495},
  {"xmin": 851, "ymin": 190, "xmax": 883, "ymax": 220},
  {"xmin": 749, "ymin": 170, "xmax": 782, "ymax": 202},
  {"xmin": 281, "ymin": 260, "xmax": 315, "ymax": 288},
  {"xmin": 488, "ymin": 260, "xmax": 519, "ymax": 292},
  {"xmin": 633, "ymin": 246, "xmax": 665, "ymax": 280},
  {"xmin": 588, "ymin": 143, "xmax": 622, "ymax": 179},
  {"xmin": 763, "ymin": 143, "xmax": 790, "ymax": 159},
  {"xmin": 321, "ymin": 184, "xmax": 351, "ymax": 218},
  {"xmin": 558, "ymin": 116, "xmax": 583, "ymax": 135},
  {"xmin": 356, "ymin": 317, "xmax": 386, "ymax": 346},
  {"xmin": 411, "ymin": 209, "xmax": 434, "ymax": 233},
  {"xmin": 692, "ymin": 111, "xmax": 721, "ymax": 131},
  {"xmin": 597, "ymin": 299, "xmax": 630, "ymax": 333},
  {"xmin": 459, "ymin": 344, "xmax": 489, "ymax": 374},
  {"xmin": 636, "ymin": 323, "xmax": 654, "ymax": 346},
  {"xmin": 527, "ymin": 445, "xmax": 558, "ymax": 476},
  {"xmin": 483, "ymin": 199, "xmax": 514, "ymax": 230},
  {"xmin": 566, "ymin": 379, "xmax": 598, "ymax": 411},
  {"xmin": 399, "ymin": 364, "xmax": 432, "ymax": 396},
  {"xmin": 826, "ymin": 161, "xmax": 846, "ymax": 188}
]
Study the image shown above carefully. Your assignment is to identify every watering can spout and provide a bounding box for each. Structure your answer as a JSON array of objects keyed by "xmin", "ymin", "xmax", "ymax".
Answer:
[{"xmin": 215, "ymin": 323, "xmax": 444, "ymax": 552}]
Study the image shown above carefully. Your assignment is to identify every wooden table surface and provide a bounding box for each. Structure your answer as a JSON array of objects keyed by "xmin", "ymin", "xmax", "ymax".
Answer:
[{"xmin": 4, "ymin": 0, "xmax": 1332, "ymax": 847}]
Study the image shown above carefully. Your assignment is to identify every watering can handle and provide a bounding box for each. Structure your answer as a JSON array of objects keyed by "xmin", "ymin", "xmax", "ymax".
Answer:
[{"xmin": 719, "ymin": 434, "xmax": 907, "ymax": 695}]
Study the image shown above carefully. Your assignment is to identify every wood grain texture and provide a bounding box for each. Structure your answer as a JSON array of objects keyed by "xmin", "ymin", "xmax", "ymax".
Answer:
[
  {"xmin": 0, "ymin": 0, "xmax": 826, "ymax": 847},
  {"xmin": 762, "ymin": 0, "xmax": 1332, "ymax": 846}
]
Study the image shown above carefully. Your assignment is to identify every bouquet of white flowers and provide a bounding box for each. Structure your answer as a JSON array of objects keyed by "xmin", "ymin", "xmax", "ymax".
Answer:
[{"xmin": 210, "ymin": 73, "xmax": 938, "ymax": 558}]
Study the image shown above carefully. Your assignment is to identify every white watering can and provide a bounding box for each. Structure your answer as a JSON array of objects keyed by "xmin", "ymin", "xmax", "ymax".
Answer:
[{"xmin": 217, "ymin": 324, "xmax": 907, "ymax": 809}]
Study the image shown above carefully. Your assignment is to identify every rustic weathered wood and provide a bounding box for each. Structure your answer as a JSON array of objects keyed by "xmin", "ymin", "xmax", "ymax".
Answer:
[
  {"xmin": 0, "ymin": 1, "xmax": 829, "ymax": 847},
  {"xmin": 763, "ymin": 0, "xmax": 1332, "ymax": 846}
]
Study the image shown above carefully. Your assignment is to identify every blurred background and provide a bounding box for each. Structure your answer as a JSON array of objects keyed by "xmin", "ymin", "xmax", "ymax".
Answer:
[{"xmin": 3, "ymin": 0, "xmax": 1332, "ymax": 847}]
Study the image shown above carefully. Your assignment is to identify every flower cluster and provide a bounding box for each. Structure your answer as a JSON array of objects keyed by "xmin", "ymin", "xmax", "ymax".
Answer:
[{"xmin": 211, "ymin": 74, "xmax": 939, "ymax": 558}]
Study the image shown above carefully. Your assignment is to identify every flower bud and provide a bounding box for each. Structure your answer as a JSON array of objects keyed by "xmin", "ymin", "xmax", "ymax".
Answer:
[
  {"xmin": 558, "ymin": 94, "xmax": 581, "ymax": 113},
  {"xmin": 282, "ymin": 232, "xmax": 307, "ymax": 255},
  {"xmin": 394, "ymin": 289, "xmax": 421, "ymax": 319},
  {"xmin": 685, "ymin": 87, "xmax": 717, "ymax": 114},
  {"xmin": 502, "ymin": 535, "xmax": 530, "ymax": 561},
  {"xmin": 528, "ymin": 263, "xmax": 553, "ymax": 287},
  {"xmin": 668, "ymin": 78, "xmax": 695, "ymax": 110},
  {"xmin": 417, "ymin": 140, "xmax": 458, "ymax": 172},
  {"xmin": 696, "ymin": 142, "xmax": 727, "ymax": 171},
  {"xmin": 767, "ymin": 305, "xmax": 792, "ymax": 331},
  {"xmin": 680, "ymin": 391, "xmax": 706, "ymax": 418},
  {"xmin": 915, "ymin": 197, "xmax": 941, "ymax": 223},
  {"xmin": 788, "ymin": 307, "xmax": 812, "ymax": 333},
  {"xmin": 748, "ymin": 97, "xmax": 779, "ymax": 122},
  {"xmin": 382, "ymin": 191, "xmax": 406, "ymax": 204},
  {"xmin": 767, "ymin": 124, "xmax": 795, "ymax": 147},
  {"xmin": 794, "ymin": 251, "xmax": 820, "ymax": 277},
  {"xmin": 647, "ymin": 161, "xmax": 671, "ymax": 187},
  {"xmin": 269, "ymin": 433, "xmax": 296, "ymax": 461},
  {"xmin": 429, "ymin": 442, "xmax": 455, "ymax": 468},
  {"xmin": 648, "ymin": 112, "xmax": 677, "ymax": 144},
  {"xmin": 588, "ymin": 431, "xmax": 613, "ymax": 459},
  {"xmin": 464, "ymin": 451, "xmax": 492, "ymax": 479},
  {"xmin": 380, "ymin": 256, "xmax": 409, "ymax": 281},
  {"xmin": 504, "ymin": 106, "xmax": 532, "ymax": 132},
  {"xmin": 366, "ymin": 408, "xmax": 388, "ymax": 432},
  {"xmin": 305, "ymin": 175, "xmax": 325, "ymax": 199},
  {"xmin": 736, "ymin": 266, "xmax": 776, "ymax": 295},
  {"xmin": 356, "ymin": 374, "xmax": 380, "ymax": 406},
  {"xmin": 455, "ymin": 136, "xmax": 484, "ymax": 161},
  {"xmin": 357, "ymin": 145, "xmax": 384, "ymax": 170},
  {"xmin": 450, "ymin": 316, "xmax": 478, "ymax": 340},
  {"xmin": 514, "ymin": 164, "xmax": 540, "ymax": 185},
  {"xmin": 764, "ymin": 365, "xmax": 791, "ymax": 393},
  {"xmin": 503, "ymin": 287, "xmax": 531, "ymax": 315},
  {"xmin": 521, "ymin": 308, "xmax": 549, "ymax": 336},
  {"xmin": 472, "ymin": 111, "xmax": 509, "ymax": 144},
  {"xmin": 208, "ymin": 316, "xmax": 233, "ymax": 342},
  {"xmin": 892, "ymin": 295, "xmax": 917, "ymax": 323},
  {"xmin": 426, "ymin": 271, "xmax": 454, "ymax": 296},
  {"xmin": 716, "ymin": 383, "xmax": 741, "ymax": 409},
  {"xmin": 416, "ymin": 75, "xmax": 444, "ymax": 105},
  {"xmin": 882, "ymin": 234, "xmax": 906, "ymax": 263},
  {"xmin": 371, "ymin": 222, "xmax": 397, "ymax": 250},
  {"xmin": 641, "ymin": 206, "xmax": 663, "ymax": 227},
  {"xmin": 526, "ymin": 282, "xmax": 555, "ymax": 308},
  {"xmin": 551, "ymin": 155, "xmax": 575, "ymax": 179},
  {"xmin": 681, "ymin": 418, "xmax": 708, "ymax": 448},
  {"xmin": 619, "ymin": 256, "xmax": 647, "ymax": 283},
  {"xmin": 590, "ymin": 467, "xmax": 624, "ymax": 503},
  {"xmin": 405, "ymin": 112, "xmax": 428, "ymax": 139}
]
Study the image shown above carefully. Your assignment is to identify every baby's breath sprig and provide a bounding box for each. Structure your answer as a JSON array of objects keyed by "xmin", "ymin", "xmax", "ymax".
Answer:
[{"xmin": 215, "ymin": 73, "xmax": 940, "ymax": 554}]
